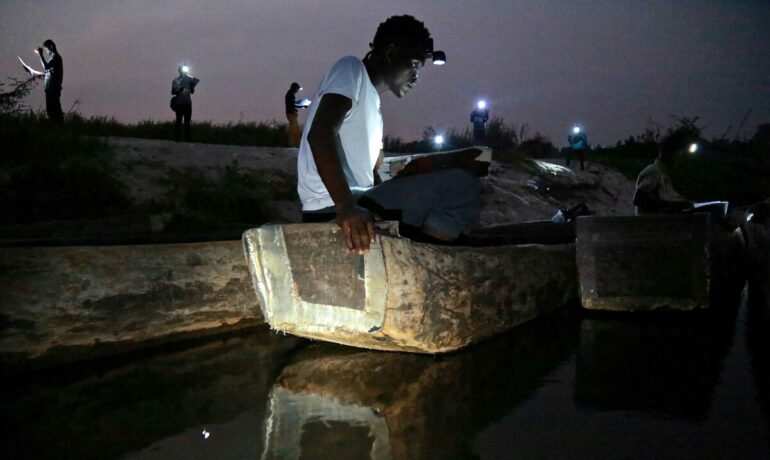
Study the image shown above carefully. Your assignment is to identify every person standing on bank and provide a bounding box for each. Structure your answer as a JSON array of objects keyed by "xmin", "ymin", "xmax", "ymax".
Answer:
[
  {"xmin": 298, "ymin": 15, "xmax": 481, "ymax": 254},
  {"xmin": 470, "ymin": 100, "xmax": 489, "ymax": 143},
  {"xmin": 285, "ymin": 82, "xmax": 304, "ymax": 147},
  {"xmin": 567, "ymin": 125, "xmax": 588, "ymax": 171},
  {"xmin": 37, "ymin": 39, "xmax": 63, "ymax": 123},
  {"xmin": 171, "ymin": 65, "xmax": 199, "ymax": 142}
]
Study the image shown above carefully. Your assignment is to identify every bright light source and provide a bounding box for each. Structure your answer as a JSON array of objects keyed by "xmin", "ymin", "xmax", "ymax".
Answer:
[
  {"xmin": 431, "ymin": 50, "xmax": 446, "ymax": 65},
  {"xmin": 202, "ymin": 430, "xmax": 210, "ymax": 439},
  {"xmin": 477, "ymin": 100, "xmax": 487, "ymax": 109},
  {"xmin": 747, "ymin": 212, "xmax": 754, "ymax": 222},
  {"xmin": 34, "ymin": 49, "xmax": 39, "ymax": 54},
  {"xmin": 573, "ymin": 126, "xmax": 581, "ymax": 134},
  {"xmin": 181, "ymin": 65, "xmax": 190, "ymax": 73},
  {"xmin": 688, "ymin": 143, "xmax": 698, "ymax": 154},
  {"xmin": 434, "ymin": 135, "xmax": 444, "ymax": 145}
]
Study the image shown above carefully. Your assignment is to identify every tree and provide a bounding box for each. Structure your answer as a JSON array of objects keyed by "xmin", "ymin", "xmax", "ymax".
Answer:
[{"xmin": 0, "ymin": 76, "xmax": 39, "ymax": 115}]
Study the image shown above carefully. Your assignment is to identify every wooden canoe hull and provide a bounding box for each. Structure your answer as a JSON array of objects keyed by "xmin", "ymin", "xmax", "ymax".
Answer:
[
  {"xmin": 576, "ymin": 214, "xmax": 744, "ymax": 312},
  {"xmin": 0, "ymin": 240, "xmax": 260, "ymax": 369},
  {"xmin": 242, "ymin": 223, "xmax": 578, "ymax": 353}
]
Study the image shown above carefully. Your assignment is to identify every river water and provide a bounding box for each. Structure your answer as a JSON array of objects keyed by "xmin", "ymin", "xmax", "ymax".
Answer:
[{"xmin": 2, "ymin": 293, "xmax": 769, "ymax": 459}]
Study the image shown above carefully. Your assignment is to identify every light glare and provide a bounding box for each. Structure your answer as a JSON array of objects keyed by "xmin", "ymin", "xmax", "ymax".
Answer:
[
  {"xmin": 182, "ymin": 65, "xmax": 190, "ymax": 73},
  {"xmin": 689, "ymin": 143, "xmax": 698, "ymax": 154},
  {"xmin": 477, "ymin": 100, "xmax": 487, "ymax": 109},
  {"xmin": 434, "ymin": 135, "xmax": 444, "ymax": 145},
  {"xmin": 573, "ymin": 126, "xmax": 580, "ymax": 134}
]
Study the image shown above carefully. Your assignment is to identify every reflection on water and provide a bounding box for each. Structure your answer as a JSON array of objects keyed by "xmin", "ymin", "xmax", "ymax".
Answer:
[
  {"xmin": 0, "ymin": 329, "xmax": 303, "ymax": 459},
  {"xmin": 2, "ymin": 299, "xmax": 769, "ymax": 459},
  {"xmin": 262, "ymin": 313, "xmax": 578, "ymax": 459},
  {"xmin": 748, "ymin": 292, "xmax": 770, "ymax": 445},
  {"xmin": 575, "ymin": 310, "xmax": 736, "ymax": 420}
]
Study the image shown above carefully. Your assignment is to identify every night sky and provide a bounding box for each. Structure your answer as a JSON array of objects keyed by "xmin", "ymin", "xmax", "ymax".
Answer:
[{"xmin": 2, "ymin": 0, "xmax": 769, "ymax": 146}]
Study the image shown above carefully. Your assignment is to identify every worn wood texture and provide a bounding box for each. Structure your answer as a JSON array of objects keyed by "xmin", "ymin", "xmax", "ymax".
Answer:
[
  {"xmin": 576, "ymin": 214, "xmax": 712, "ymax": 311},
  {"xmin": 245, "ymin": 223, "xmax": 579, "ymax": 353},
  {"xmin": 0, "ymin": 240, "xmax": 262, "ymax": 369}
]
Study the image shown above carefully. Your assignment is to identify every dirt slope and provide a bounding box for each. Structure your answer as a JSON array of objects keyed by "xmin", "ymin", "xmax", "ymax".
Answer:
[{"xmin": 110, "ymin": 137, "xmax": 636, "ymax": 226}]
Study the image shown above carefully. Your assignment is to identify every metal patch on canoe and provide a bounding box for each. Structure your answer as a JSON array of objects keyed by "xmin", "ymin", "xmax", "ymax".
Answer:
[
  {"xmin": 243, "ymin": 224, "xmax": 387, "ymax": 335},
  {"xmin": 283, "ymin": 229, "xmax": 366, "ymax": 310}
]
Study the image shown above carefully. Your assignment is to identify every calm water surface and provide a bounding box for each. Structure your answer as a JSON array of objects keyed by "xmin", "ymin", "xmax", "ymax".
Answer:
[{"xmin": 2, "ymin": 294, "xmax": 769, "ymax": 459}]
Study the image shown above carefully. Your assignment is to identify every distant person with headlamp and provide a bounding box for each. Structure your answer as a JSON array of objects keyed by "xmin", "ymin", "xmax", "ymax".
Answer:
[
  {"xmin": 170, "ymin": 65, "xmax": 199, "ymax": 142},
  {"xmin": 298, "ymin": 15, "xmax": 481, "ymax": 254},
  {"xmin": 470, "ymin": 100, "xmax": 489, "ymax": 143},
  {"xmin": 567, "ymin": 126, "xmax": 588, "ymax": 171},
  {"xmin": 285, "ymin": 82, "xmax": 305, "ymax": 147},
  {"xmin": 37, "ymin": 39, "xmax": 64, "ymax": 123}
]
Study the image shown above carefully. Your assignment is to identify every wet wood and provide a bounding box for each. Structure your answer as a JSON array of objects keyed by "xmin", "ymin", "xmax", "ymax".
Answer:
[
  {"xmin": 244, "ymin": 223, "xmax": 579, "ymax": 353},
  {"xmin": 0, "ymin": 240, "xmax": 262, "ymax": 369}
]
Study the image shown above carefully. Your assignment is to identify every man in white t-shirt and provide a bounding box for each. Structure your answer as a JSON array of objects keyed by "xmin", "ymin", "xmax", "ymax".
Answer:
[{"xmin": 298, "ymin": 15, "xmax": 481, "ymax": 254}]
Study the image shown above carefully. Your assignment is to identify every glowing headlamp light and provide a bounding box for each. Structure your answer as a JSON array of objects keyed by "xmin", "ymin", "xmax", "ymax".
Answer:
[
  {"xmin": 688, "ymin": 143, "xmax": 699, "ymax": 154},
  {"xmin": 430, "ymin": 50, "xmax": 446, "ymax": 65},
  {"xmin": 477, "ymin": 100, "xmax": 487, "ymax": 110}
]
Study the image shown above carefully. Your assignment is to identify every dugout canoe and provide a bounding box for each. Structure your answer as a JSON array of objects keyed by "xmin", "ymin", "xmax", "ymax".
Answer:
[
  {"xmin": 0, "ymin": 239, "xmax": 260, "ymax": 370},
  {"xmin": 575, "ymin": 213, "xmax": 746, "ymax": 312},
  {"xmin": 242, "ymin": 221, "xmax": 579, "ymax": 354}
]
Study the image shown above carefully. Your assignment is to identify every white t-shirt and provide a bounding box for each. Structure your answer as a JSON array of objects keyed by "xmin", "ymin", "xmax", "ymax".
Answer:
[{"xmin": 297, "ymin": 56, "xmax": 383, "ymax": 211}]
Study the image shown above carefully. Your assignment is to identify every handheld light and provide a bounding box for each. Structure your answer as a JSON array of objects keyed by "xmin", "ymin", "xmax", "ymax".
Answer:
[{"xmin": 688, "ymin": 143, "xmax": 698, "ymax": 154}]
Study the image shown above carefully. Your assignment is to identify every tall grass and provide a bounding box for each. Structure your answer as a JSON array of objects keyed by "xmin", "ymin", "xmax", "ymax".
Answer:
[{"xmin": 65, "ymin": 112, "xmax": 289, "ymax": 147}]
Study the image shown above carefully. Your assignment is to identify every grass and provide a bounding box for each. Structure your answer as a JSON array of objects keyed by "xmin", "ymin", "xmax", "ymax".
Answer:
[{"xmin": 65, "ymin": 112, "xmax": 289, "ymax": 147}]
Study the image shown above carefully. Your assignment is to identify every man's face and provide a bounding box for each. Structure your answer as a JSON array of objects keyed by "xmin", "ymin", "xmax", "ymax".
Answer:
[{"xmin": 383, "ymin": 47, "xmax": 425, "ymax": 98}]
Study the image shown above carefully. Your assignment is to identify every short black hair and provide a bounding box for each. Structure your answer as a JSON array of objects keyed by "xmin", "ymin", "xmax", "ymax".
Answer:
[
  {"xmin": 660, "ymin": 127, "xmax": 699, "ymax": 162},
  {"xmin": 370, "ymin": 15, "xmax": 433, "ymax": 57},
  {"xmin": 43, "ymin": 39, "xmax": 56, "ymax": 51}
]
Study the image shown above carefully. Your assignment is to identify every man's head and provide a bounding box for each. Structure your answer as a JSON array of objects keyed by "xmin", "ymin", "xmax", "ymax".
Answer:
[
  {"xmin": 369, "ymin": 15, "xmax": 434, "ymax": 97},
  {"xmin": 290, "ymin": 82, "xmax": 301, "ymax": 93},
  {"xmin": 660, "ymin": 128, "xmax": 699, "ymax": 167},
  {"xmin": 43, "ymin": 39, "xmax": 57, "ymax": 55}
]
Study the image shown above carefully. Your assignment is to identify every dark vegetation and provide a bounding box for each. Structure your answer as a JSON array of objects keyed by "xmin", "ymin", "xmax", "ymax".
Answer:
[
  {"xmin": 1, "ymin": 78, "xmax": 293, "ymax": 234},
  {"xmin": 2, "ymin": 76, "xmax": 768, "ymax": 238}
]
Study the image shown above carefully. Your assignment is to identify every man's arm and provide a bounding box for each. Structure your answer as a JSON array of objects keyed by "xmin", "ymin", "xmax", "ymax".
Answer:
[
  {"xmin": 373, "ymin": 150, "xmax": 384, "ymax": 185},
  {"xmin": 36, "ymin": 48, "xmax": 49, "ymax": 69},
  {"xmin": 307, "ymin": 93, "xmax": 374, "ymax": 254}
]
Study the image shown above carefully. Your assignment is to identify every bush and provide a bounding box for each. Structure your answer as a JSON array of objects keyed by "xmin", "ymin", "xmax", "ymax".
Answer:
[{"xmin": 0, "ymin": 113, "xmax": 133, "ymax": 224}]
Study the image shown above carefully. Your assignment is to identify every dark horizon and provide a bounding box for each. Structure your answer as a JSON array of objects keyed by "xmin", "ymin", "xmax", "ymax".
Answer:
[{"xmin": 1, "ymin": 0, "xmax": 769, "ymax": 146}]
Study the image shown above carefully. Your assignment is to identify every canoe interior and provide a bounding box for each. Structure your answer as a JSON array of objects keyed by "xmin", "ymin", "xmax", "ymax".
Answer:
[{"xmin": 576, "ymin": 214, "xmax": 711, "ymax": 311}]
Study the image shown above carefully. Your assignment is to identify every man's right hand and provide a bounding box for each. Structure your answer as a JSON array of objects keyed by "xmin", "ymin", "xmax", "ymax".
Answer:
[{"xmin": 336, "ymin": 203, "xmax": 375, "ymax": 254}]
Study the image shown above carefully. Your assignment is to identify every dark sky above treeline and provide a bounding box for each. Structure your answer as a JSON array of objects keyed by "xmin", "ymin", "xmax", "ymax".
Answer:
[{"xmin": 2, "ymin": 0, "xmax": 769, "ymax": 146}]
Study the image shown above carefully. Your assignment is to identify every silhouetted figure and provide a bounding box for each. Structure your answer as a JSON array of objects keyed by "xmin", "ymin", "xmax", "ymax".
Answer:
[
  {"xmin": 633, "ymin": 129, "xmax": 696, "ymax": 215},
  {"xmin": 171, "ymin": 65, "xmax": 199, "ymax": 142},
  {"xmin": 37, "ymin": 39, "xmax": 63, "ymax": 123},
  {"xmin": 470, "ymin": 101, "xmax": 489, "ymax": 143},
  {"xmin": 285, "ymin": 82, "xmax": 302, "ymax": 147},
  {"xmin": 567, "ymin": 126, "xmax": 588, "ymax": 170}
]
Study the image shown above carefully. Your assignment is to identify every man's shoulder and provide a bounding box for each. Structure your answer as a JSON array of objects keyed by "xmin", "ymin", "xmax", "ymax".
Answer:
[{"xmin": 637, "ymin": 161, "xmax": 660, "ymax": 179}]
